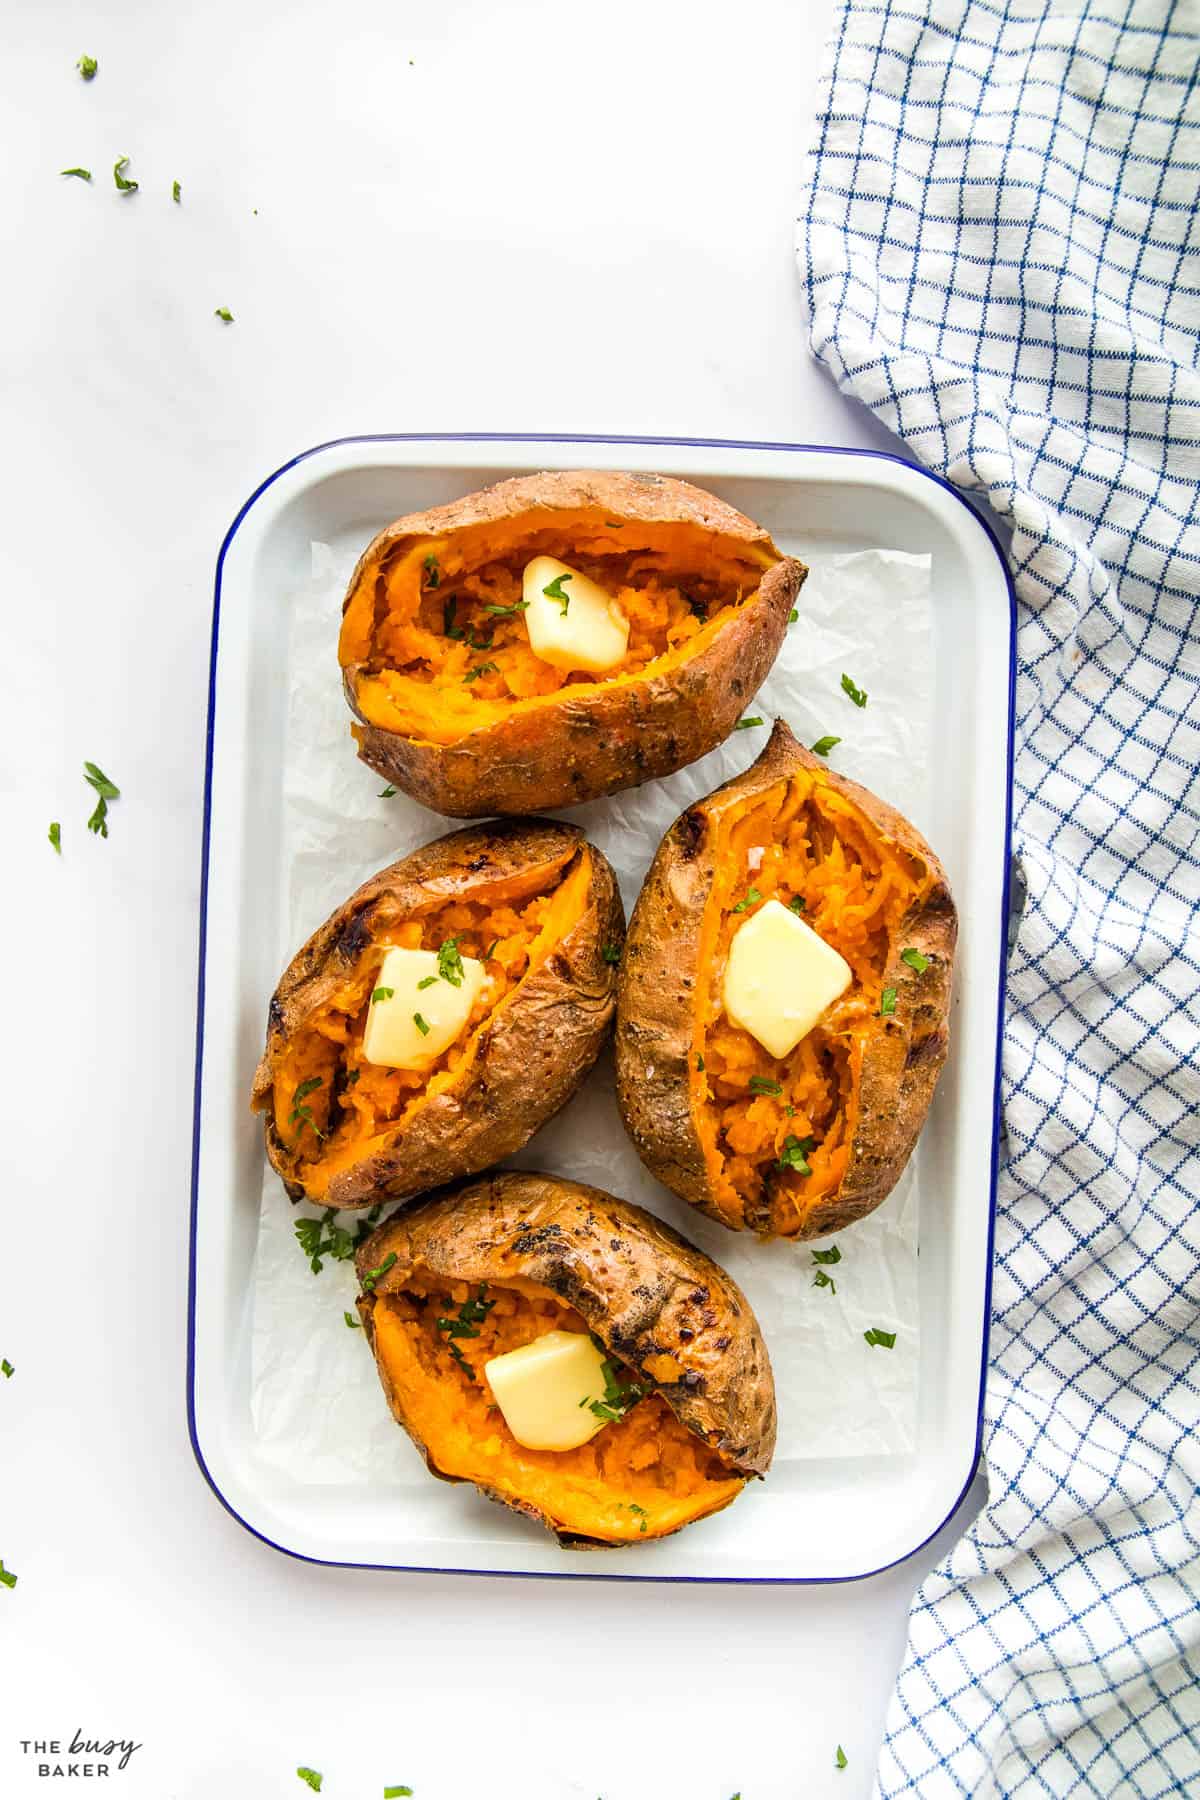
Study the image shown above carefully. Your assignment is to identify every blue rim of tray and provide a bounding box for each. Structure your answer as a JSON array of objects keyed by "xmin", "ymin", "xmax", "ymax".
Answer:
[{"xmin": 188, "ymin": 431, "xmax": 1015, "ymax": 1583}]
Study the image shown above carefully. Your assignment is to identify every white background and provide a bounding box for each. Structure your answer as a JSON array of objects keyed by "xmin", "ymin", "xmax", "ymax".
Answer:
[{"xmin": 2, "ymin": 3, "xmax": 985, "ymax": 1797}]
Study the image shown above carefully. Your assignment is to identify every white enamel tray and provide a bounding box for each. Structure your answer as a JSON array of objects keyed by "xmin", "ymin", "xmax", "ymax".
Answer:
[{"xmin": 188, "ymin": 433, "xmax": 1013, "ymax": 1581}]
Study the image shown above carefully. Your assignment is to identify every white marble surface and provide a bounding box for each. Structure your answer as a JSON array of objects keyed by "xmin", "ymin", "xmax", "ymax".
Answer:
[{"xmin": 1, "ymin": 2, "xmax": 984, "ymax": 1796}]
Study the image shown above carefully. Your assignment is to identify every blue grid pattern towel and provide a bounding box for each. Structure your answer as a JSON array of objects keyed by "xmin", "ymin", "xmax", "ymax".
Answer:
[{"xmin": 799, "ymin": 0, "xmax": 1200, "ymax": 1792}]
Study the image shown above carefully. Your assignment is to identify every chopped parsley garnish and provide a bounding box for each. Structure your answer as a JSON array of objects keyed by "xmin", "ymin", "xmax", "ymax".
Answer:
[
  {"xmin": 810, "ymin": 735, "xmax": 841, "ymax": 757},
  {"xmin": 778, "ymin": 1133, "xmax": 816, "ymax": 1173},
  {"xmin": 542, "ymin": 571, "xmax": 572, "ymax": 614},
  {"xmin": 841, "ymin": 672, "xmax": 868, "ymax": 708},
  {"xmin": 423, "ymin": 553, "xmax": 441, "ymax": 589},
  {"xmin": 880, "ymin": 986, "xmax": 897, "ymax": 1016},
  {"xmin": 789, "ymin": 607, "xmax": 799, "ymax": 623},
  {"xmin": 294, "ymin": 1208, "xmax": 354, "ymax": 1274},
  {"xmin": 1, "ymin": 1360, "xmax": 12, "ymax": 1378},
  {"xmin": 788, "ymin": 894, "xmax": 806, "ymax": 913},
  {"xmin": 412, "ymin": 1011, "xmax": 430, "ymax": 1036},
  {"xmin": 482, "ymin": 938, "xmax": 499, "ymax": 962},
  {"xmin": 371, "ymin": 986, "xmax": 395, "ymax": 1003},
  {"xmin": 343, "ymin": 1311, "xmax": 361, "ymax": 1329},
  {"xmin": 696, "ymin": 1053, "xmax": 705, "ymax": 1071},
  {"xmin": 48, "ymin": 821, "xmax": 62, "ymax": 854},
  {"xmin": 288, "ymin": 1075, "xmax": 325, "ymax": 1142},
  {"xmin": 628, "ymin": 1503, "xmax": 648, "ymax": 1533},
  {"xmin": 731, "ymin": 886, "xmax": 762, "ymax": 914},
  {"xmin": 345, "ymin": 1069, "xmax": 360, "ymax": 1085},
  {"xmin": 749, "ymin": 1076, "xmax": 783, "ymax": 1096},
  {"xmin": 296, "ymin": 1772, "xmax": 322, "ymax": 1794},
  {"xmin": 464, "ymin": 624, "xmax": 494, "ymax": 650},
  {"xmin": 437, "ymin": 936, "xmax": 465, "ymax": 985},
  {"xmin": 812, "ymin": 1244, "xmax": 841, "ymax": 1265},
  {"xmin": 113, "ymin": 155, "xmax": 137, "ymax": 193},
  {"xmin": 61, "ymin": 167, "xmax": 92, "ymax": 181},
  {"xmin": 436, "ymin": 1286, "xmax": 495, "ymax": 1380},
  {"xmin": 735, "ymin": 716, "xmax": 764, "ymax": 730},
  {"xmin": 601, "ymin": 942, "xmax": 621, "ymax": 965},
  {"xmin": 462, "ymin": 661, "xmax": 498, "ymax": 683},
  {"xmin": 417, "ymin": 974, "xmax": 437, "ymax": 990},
  {"xmin": 901, "ymin": 946, "xmax": 930, "ymax": 973},
  {"xmin": 587, "ymin": 1357, "xmax": 647, "ymax": 1424},
  {"xmin": 0, "ymin": 1561, "xmax": 16, "ymax": 1589},
  {"xmin": 361, "ymin": 1250, "xmax": 398, "ymax": 1291},
  {"xmin": 384, "ymin": 1789, "xmax": 414, "ymax": 1798},
  {"xmin": 443, "ymin": 595, "xmax": 462, "ymax": 637},
  {"xmin": 84, "ymin": 761, "xmax": 120, "ymax": 837},
  {"xmin": 864, "ymin": 1327, "xmax": 897, "ymax": 1349},
  {"xmin": 378, "ymin": 785, "xmax": 397, "ymax": 797},
  {"xmin": 172, "ymin": 179, "xmax": 181, "ymax": 202},
  {"xmin": 483, "ymin": 598, "xmax": 528, "ymax": 617},
  {"xmin": 77, "ymin": 54, "xmax": 98, "ymax": 79},
  {"xmin": 813, "ymin": 1268, "xmax": 837, "ymax": 1293},
  {"xmin": 836, "ymin": 1745, "xmax": 848, "ymax": 1769},
  {"xmin": 214, "ymin": 307, "xmax": 234, "ymax": 322}
]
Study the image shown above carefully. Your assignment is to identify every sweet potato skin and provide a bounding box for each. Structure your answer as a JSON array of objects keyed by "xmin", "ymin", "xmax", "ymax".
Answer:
[
  {"xmin": 341, "ymin": 469, "xmax": 806, "ymax": 817},
  {"xmin": 615, "ymin": 719, "xmax": 957, "ymax": 1239},
  {"xmin": 251, "ymin": 820, "xmax": 624, "ymax": 1209},
  {"xmin": 355, "ymin": 1171, "xmax": 776, "ymax": 1546}
]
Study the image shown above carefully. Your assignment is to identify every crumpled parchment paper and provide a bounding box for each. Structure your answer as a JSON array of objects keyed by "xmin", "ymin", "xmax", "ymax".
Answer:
[{"xmin": 250, "ymin": 545, "xmax": 934, "ymax": 1484}]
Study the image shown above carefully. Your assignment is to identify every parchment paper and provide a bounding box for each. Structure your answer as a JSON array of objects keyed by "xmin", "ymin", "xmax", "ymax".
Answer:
[{"xmin": 251, "ymin": 545, "xmax": 933, "ymax": 1484}]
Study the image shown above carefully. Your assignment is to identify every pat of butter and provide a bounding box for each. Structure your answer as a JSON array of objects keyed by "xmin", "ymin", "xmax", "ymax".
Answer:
[
  {"xmin": 722, "ymin": 897, "xmax": 852, "ymax": 1059},
  {"xmin": 362, "ymin": 944, "xmax": 486, "ymax": 1070},
  {"xmin": 522, "ymin": 555, "xmax": 630, "ymax": 674},
  {"xmin": 484, "ymin": 1329, "xmax": 611, "ymax": 1452}
]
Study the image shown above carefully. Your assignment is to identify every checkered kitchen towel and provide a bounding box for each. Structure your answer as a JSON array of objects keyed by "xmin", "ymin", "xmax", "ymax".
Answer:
[{"xmin": 799, "ymin": 0, "xmax": 1200, "ymax": 1792}]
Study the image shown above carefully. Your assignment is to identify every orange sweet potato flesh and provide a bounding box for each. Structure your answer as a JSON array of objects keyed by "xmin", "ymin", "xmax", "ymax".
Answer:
[
  {"xmin": 339, "ymin": 470, "xmax": 805, "ymax": 817},
  {"xmin": 367, "ymin": 1283, "xmax": 744, "ymax": 1546},
  {"xmin": 252, "ymin": 821, "xmax": 624, "ymax": 1209},
  {"xmin": 616, "ymin": 721, "xmax": 957, "ymax": 1239}
]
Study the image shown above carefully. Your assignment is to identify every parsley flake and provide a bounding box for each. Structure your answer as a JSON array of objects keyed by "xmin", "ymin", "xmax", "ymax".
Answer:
[
  {"xmin": 113, "ymin": 155, "xmax": 138, "ymax": 193},
  {"xmin": 696, "ymin": 1053, "xmax": 705, "ymax": 1071},
  {"xmin": 0, "ymin": 1561, "xmax": 16, "ymax": 1590},
  {"xmin": 880, "ymin": 986, "xmax": 897, "ymax": 1016},
  {"xmin": 423, "ymin": 553, "xmax": 441, "ymax": 590},
  {"xmin": 296, "ymin": 1772, "xmax": 322, "ymax": 1794},
  {"xmin": 864, "ymin": 1327, "xmax": 897, "ymax": 1349},
  {"xmin": 294, "ymin": 1208, "xmax": 354, "ymax": 1274},
  {"xmin": 384, "ymin": 1789, "xmax": 414, "ymax": 1799},
  {"xmin": 901, "ymin": 947, "xmax": 930, "ymax": 973},
  {"xmin": 482, "ymin": 938, "xmax": 499, "ymax": 962},
  {"xmin": 361, "ymin": 1250, "xmax": 398, "ymax": 1291},
  {"xmin": 841, "ymin": 672, "xmax": 868, "ymax": 708},
  {"xmin": 542, "ymin": 571, "xmax": 572, "ymax": 614},
  {"xmin": 84, "ymin": 761, "xmax": 120, "ymax": 837},
  {"xmin": 214, "ymin": 307, "xmax": 234, "ymax": 322},
  {"xmin": 378, "ymin": 785, "xmax": 397, "ymax": 797},
  {"xmin": 731, "ymin": 886, "xmax": 762, "ymax": 915},
  {"xmin": 172, "ymin": 179, "xmax": 181, "ymax": 202},
  {"xmin": 587, "ymin": 1357, "xmax": 647, "ymax": 1424},
  {"xmin": 1, "ymin": 1360, "xmax": 12, "ymax": 1378},
  {"xmin": 48, "ymin": 821, "xmax": 62, "ymax": 854},
  {"xmin": 810, "ymin": 735, "xmax": 841, "ymax": 757},
  {"xmin": 749, "ymin": 1075, "xmax": 783, "ymax": 1096},
  {"xmin": 483, "ymin": 598, "xmax": 529, "ymax": 617},
  {"xmin": 77, "ymin": 54, "xmax": 98, "ymax": 79},
  {"xmin": 463, "ymin": 661, "xmax": 498, "ymax": 683},
  {"xmin": 628, "ymin": 1502, "xmax": 649, "ymax": 1533},
  {"xmin": 443, "ymin": 596, "xmax": 462, "ymax": 639},
  {"xmin": 417, "ymin": 974, "xmax": 437, "ymax": 990},
  {"xmin": 601, "ymin": 942, "xmax": 621, "ymax": 965},
  {"xmin": 371, "ymin": 986, "xmax": 395, "ymax": 1003},
  {"xmin": 836, "ymin": 1745, "xmax": 848, "ymax": 1769},
  {"xmin": 813, "ymin": 1268, "xmax": 837, "ymax": 1293},
  {"xmin": 789, "ymin": 608, "xmax": 799, "ymax": 623},
  {"xmin": 61, "ymin": 167, "xmax": 92, "ymax": 181},
  {"xmin": 778, "ymin": 1133, "xmax": 816, "ymax": 1173},
  {"xmin": 344, "ymin": 1311, "xmax": 361, "ymax": 1329},
  {"xmin": 788, "ymin": 894, "xmax": 806, "ymax": 913},
  {"xmin": 812, "ymin": 1244, "xmax": 841, "ymax": 1265},
  {"xmin": 735, "ymin": 716, "xmax": 764, "ymax": 730},
  {"xmin": 288, "ymin": 1075, "xmax": 325, "ymax": 1142},
  {"xmin": 412, "ymin": 1011, "xmax": 430, "ymax": 1036},
  {"xmin": 437, "ymin": 937, "xmax": 465, "ymax": 986}
]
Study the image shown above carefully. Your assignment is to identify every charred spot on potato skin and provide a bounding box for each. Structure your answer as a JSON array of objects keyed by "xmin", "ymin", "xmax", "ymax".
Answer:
[
  {"xmin": 678, "ymin": 1326, "xmax": 695, "ymax": 1342},
  {"xmin": 510, "ymin": 1223, "xmax": 567, "ymax": 1256},
  {"xmin": 268, "ymin": 995, "xmax": 285, "ymax": 1034},
  {"xmin": 906, "ymin": 1029, "xmax": 946, "ymax": 1070},
  {"xmin": 675, "ymin": 810, "xmax": 706, "ymax": 862},
  {"xmin": 335, "ymin": 909, "xmax": 373, "ymax": 963}
]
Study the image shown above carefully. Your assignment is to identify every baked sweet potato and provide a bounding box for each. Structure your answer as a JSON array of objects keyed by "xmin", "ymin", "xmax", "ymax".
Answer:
[
  {"xmin": 615, "ymin": 719, "xmax": 956, "ymax": 1239},
  {"xmin": 251, "ymin": 820, "xmax": 623, "ymax": 1209},
  {"xmin": 354, "ymin": 1171, "xmax": 776, "ymax": 1547},
  {"xmin": 339, "ymin": 469, "xmax": 806, "ymax": 816}
]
